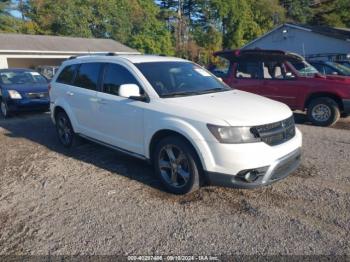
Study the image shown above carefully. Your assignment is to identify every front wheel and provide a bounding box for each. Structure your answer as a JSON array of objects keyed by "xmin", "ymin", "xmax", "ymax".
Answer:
[
  {"xmin": 0, "ymin": 100, "xmax": 10, "ymax": 118},
  {"xmin": 153, "ymin": 136, "xmax": 201, "ymax": 195},
  {"xmin": 307, "ymin": 97, "xmax": 340, "ymax": 126}
]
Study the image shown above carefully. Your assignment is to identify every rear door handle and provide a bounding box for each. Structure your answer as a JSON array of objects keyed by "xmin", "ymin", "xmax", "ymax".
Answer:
[
  {"xmin": 90, "ymin": 97, "xmax": 107, "ymax": 104},
  {"xmin": 90, "ymin": 97, "xmax": 99, "ymax": 102},
  {"xmin": 66, "ymin": 91, "xmax": 74, "ymax": 96},
  {"xmin": 98, "ymin": 99, "xmax": 108, "ymax": 105}
]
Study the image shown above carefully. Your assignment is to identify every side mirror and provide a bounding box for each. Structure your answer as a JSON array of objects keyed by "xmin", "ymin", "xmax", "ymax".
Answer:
[{"xmin": 118, "ymin": 84, "xmax": 141, "ymax": 98}]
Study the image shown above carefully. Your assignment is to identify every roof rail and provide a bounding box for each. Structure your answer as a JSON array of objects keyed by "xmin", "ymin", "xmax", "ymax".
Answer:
[{"xmin": 67, "ymin": 52, "xmax": 119, "ymax": 60}]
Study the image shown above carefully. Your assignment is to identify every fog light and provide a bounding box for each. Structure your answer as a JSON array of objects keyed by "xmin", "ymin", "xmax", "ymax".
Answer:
[
  {"xmin": 236, "ymin": 166, "xmax": 269, "ymax": 183},
  {"xmin": 244, "ymin": 171, "xmax": 259, "ymax": 182}
]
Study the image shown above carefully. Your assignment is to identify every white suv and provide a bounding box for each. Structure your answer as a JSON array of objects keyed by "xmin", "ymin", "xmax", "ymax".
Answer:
[{"xmin": 50, "ymin": 54, "xmax": 302, "ymax": 194}]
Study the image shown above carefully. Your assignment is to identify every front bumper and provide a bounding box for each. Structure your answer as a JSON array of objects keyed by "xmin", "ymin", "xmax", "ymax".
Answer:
[
  {"xmin": 343, "ymin": 99, "xmax": 350, "ymax": 114},
  {"xmin": 206, "ymin": 147, "xmax": 301, "ymax": 189},
  {"xmin": 6, "ymin": 98, "xmax": 50, "ymax": 112}
]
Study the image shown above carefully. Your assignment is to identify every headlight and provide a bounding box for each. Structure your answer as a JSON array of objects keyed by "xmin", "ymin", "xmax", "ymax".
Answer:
[
  {"xmin": 8, "ymin": 90, "xmax": 22, "ymax": 99},
  {"xmin": 207, "ymin": 124, "xmax": 260, "ymax": 144}
]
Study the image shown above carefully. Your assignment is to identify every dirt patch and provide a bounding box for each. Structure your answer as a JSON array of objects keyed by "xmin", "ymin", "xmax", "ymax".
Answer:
[{"xmin": 0, "ymin": 114, "xmax": 349, "ymax": 256}]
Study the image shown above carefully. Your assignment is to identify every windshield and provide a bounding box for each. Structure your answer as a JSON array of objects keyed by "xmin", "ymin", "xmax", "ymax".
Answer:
[
  {"xmin": 135, "ymin": 62, "xmax": 230, "ymax": 97},
  {"xmin": 290, "ymin": 61, "xmax": 319, "ymax": 77},
  {"xmin": 326, "ymin": 62, "xmax": 350, "ymax": 76},
  {"xmin": 0, "ymin": 71, "xmax": 47, "ymax": 85}
]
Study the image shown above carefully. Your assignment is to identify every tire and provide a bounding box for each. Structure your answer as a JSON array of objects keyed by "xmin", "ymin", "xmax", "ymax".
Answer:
[
  {"xmin": 153, "ymin": 136, "xmax": 202, "ymax": 195},
  {"xmin": 0, "ymin": 99, "xmax": 10, "ymax": 119},
  {"xmin": 307, "ymin": 97, "xmax": 340, "ymax": 126},
  {"xmin": 55, "ymin": 111, "xmax": 77, "ymax": 148}
]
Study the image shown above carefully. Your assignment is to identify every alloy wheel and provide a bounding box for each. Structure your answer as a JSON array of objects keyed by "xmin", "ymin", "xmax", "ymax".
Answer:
[
  {"xmin": 311, "ymin": 104, "xmax": 331, "ymax": 122},
  {"xmin": 158, "ymin": 144, "xmax": 191, "ymax": 188},
  {"xmin": 57, "ymin": 115, "xmax": 73, "ymax": 146}
]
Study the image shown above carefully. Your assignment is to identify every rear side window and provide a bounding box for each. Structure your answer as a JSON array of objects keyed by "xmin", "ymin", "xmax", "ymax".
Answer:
[
  {"xmin": 102, "ymin": 63, "xmax": 139, "ymax": 96},
  {"xmin": 56, "ymin": 65, "xmax": 78, "ymax": 84},
  {"xmin": 73, "ymin": 63, "xmax": 102, "ymax": 90},
  {"xmin": 236, "ymin": 62, "xmax": 263, "ymax": 79}
]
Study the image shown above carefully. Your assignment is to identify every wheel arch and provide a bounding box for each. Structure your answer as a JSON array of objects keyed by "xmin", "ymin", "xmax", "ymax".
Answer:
[
  {"xmin": 148, "ymin": 129, "xmax": 207, "ymax": 171},
  {"xmin": 305, "ymin": 92, "xmax": 343, "ymax": 111},
  {"xmin": 52, "ymin": 102, "xmax": 78, "ymax": 133}
]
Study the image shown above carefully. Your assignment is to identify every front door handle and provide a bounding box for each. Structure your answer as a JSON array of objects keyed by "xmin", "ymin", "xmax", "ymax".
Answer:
[
  {"xmin": 66, "ymin": 91, "xmax": 74, "ymax": 96},
  {"xmin": 90, "ymin": 97, "xmax": 99, "ymax": 102}
]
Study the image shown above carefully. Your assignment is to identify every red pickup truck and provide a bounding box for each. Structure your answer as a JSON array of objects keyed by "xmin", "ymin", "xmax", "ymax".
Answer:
[{"xmin": 212, "ymin": 49, "xmax": 350, "ymax": 126}]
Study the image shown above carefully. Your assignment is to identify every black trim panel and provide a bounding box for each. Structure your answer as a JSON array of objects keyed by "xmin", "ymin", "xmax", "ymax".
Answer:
[{"xmin": 342, "ymin": 99, "xmax": 350, "ymax": 113}]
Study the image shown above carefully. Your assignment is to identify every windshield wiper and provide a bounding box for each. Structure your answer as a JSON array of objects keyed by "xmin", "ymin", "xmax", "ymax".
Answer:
[
  {"xmin": 199, "ymin": 88, "xmax": 231, "ymax": 94},
  {"xmin": 161, "ymin": 91, "xmax": 204, "ymax": 98}
]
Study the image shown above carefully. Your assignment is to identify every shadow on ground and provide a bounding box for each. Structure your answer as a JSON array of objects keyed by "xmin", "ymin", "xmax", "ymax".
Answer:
[
  {"xmin": 0, "ymin": 111, "xmax": 348, "ymax": 199},
  {"xmin": 0, "ymin": 112, "xmax": 163, "ymax": 192},
  {"xmin": 294, "ymin": 112, "xmax": 350, "ymax": 130}
]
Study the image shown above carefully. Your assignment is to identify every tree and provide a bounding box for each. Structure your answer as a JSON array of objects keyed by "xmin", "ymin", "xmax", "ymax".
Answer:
[
  {"xmin": 0, "ymin": 0, "xmax": 22, "ymax": 32},
  {"xmin": 22, "ymin": 0, "xmax": 174, "ymax": 54},
  {"xmin": 310, "ymin": 0, "xmax": 350, "ymax": 27},
  {"xmin": 281, "ymin": 0, "xmax": 312, "ymax": 24},
  {"xmin": 128, "ymin": 0, "xmax": 174, "ymax": 54}
]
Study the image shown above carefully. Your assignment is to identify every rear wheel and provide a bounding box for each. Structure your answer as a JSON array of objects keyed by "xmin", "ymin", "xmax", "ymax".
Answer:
[
  {"xmin": 153, "ymin": 136, "xmax": 201, "ymax": 195},
  {"xmin": 55, "ymin": 111, "xmax": 76, "ymax": 148},
  {"xmin": 307, "ymin": 97, "xmax": 340, "ymax": 126}
]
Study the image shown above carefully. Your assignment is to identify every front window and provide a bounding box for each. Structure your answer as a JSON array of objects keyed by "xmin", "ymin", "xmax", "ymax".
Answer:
[
  {"xmin": 135, "ymin": 62, "xmax": 230, "ymax": 98},
  {"xmin": 289, "ymin": 61, "xmax": 318, "ymax": 77},
  {"xmin": 0, "ymin": 71, "xmax": 47, "ymax": 85}
]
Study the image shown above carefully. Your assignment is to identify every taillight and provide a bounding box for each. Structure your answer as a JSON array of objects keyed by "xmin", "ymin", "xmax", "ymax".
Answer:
[{"xmin": 48, "ymin": 83, "xmax": 52, "ymax": 92}]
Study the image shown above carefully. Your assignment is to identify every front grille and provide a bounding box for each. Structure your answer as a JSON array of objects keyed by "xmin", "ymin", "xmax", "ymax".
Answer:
[
  {"xmin": 251, "ymin": 116, "xmax": 296, "ymax": 146},
  {"xmin": 26, "ymin": 92, "xmax": 49, "ymax": 99}
]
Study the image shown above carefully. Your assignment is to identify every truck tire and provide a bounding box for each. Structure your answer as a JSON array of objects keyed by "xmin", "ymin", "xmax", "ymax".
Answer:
[{"xmin": 307, "ymin": 97, "xmax": 340, "ymax": 126}]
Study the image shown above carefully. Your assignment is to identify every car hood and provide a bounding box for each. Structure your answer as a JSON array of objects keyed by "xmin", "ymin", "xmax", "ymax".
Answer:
[
  {"xmin": 2, "ymin": 83, "xmax": 49, "ymax": 94},
  {"xmin": 162, "ymin": 90, "xmax": 293, "ymax": 126},
  {"xmin": 314, "ymin": 74, "xmax": 350, "ymax": 83}
]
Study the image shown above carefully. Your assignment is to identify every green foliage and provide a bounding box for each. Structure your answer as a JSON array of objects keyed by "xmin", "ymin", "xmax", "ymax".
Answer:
[
  {"xmin": 282, "ymin": 0, "xmax": 312, "ymax": 24},
  {"xmin": 21, "ymin": 0, "xmax": 174, "ymax": 54},
  {"xmin": 310, "ymin": 0, "xmax": 350, "ymax": 27}
]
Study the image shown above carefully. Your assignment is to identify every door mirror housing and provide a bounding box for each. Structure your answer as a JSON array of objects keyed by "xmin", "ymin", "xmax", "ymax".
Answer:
[{"xmin": 119, "ymin": 84, "xmax": 141, "ymax": 98}]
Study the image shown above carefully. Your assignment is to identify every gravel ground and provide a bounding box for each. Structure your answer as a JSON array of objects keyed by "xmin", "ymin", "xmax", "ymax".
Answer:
[{"xmin": 0, "ymin": 112, "xmax": 349, "ymax": 256}]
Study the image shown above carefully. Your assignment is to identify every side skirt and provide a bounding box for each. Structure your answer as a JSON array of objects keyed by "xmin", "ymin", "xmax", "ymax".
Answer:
[{"xmin": 78, "ymin": 134, "xmax": 149, "ymax": 161}]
